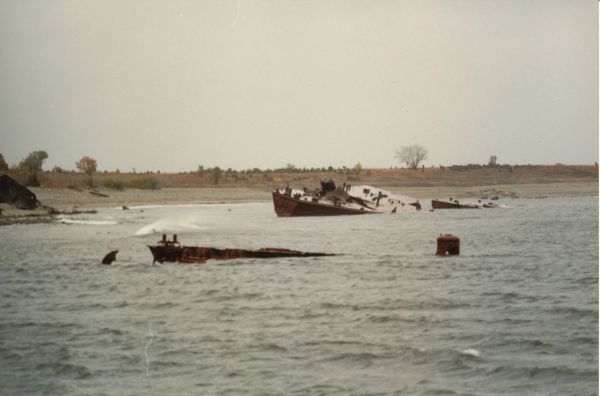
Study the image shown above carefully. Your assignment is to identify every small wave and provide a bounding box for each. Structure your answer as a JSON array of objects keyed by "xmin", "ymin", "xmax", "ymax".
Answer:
[
  {"xmin": 54, "ymin": 362, "xmax": 92, "ymax": 379},
  {"xmin": 35, "ymin": 360, "xmax": 91, "ymax": 380},
  {"xmin": 121, "ymin": 202, "xmax": 264, "ymax": 210},
  {"xmin": 57, "ymin": 216, "xmax": 118, "ymax": 225},
  {"xmin": 495, "ymin": 338, "xmax": 555, "ymax": 350},
  {"xmin": 576, "ymin": 276, "xmax": 598, "ymax": 286},
  {"xmin": 257, "ymin": 343, "xmax": 288, "ymax": 353},
  {"xmin": 134, "ymin": 217, "xmax": 207, "ymax": 236},
  {"xmin": 461, "ymin": 348, "xmax": 481, "ymax": 358},
  {"xmin": 153, "ymin": 301, "xmax": 177, "ymax": 309},
  {"xmin": 326, "ymin": 351, "xmax": 385, "ymax": 363},
  {"xmin": 421, "ymin": 390, "xmax": 458, "ymax": 395},
  {"xmin": 490, "ymin": 365, "xmax": 596, "ymax": 381},
  {"xmin": 482, "ymin": 291, "xmax": 539, "ymax": 303},
  {"xmin": 213, "ymin": 292, "xmax": 263, "ymax": 302},
  {"xmin": 403, "ymin": 347, "xmax": 482, "ymax": 367},
  {"xmin": 151, "ymin": 360, "xmax": 186, "ymax": 369},
  {"xmin": 114, "ymin": 204, "xmax": 208, "ymax": 210},
  {"xmin": 99, "ymin": 327, "xmax": 124, "ymax": 336},
  {"xmin": 291, "ymin": 384, "xmax": 350, "ymax": 394},
  {"xmin": 301, "ymin": 339, "xmax": 365, "ymax": 347},
  {"xmin": 549, "ymin": 306, "xmax": 598, "ymax": 319},
  {"xmin": 319, "ymin": 302, "xmax": 350, "ymax": 310},
  {"xmin": 367, "ymin": 314, "xmax": 400, "ymax": 323},
  {"xmin": 569, "ymin": 336, "xmax": 597, "ymax": 345},
  {"xmin": 409, "ymin": 299, "xmax": 471, "ymax": 311},
  {"xmin": 366, "ymin": 314, "xmax": 417, "ymax": 324}
]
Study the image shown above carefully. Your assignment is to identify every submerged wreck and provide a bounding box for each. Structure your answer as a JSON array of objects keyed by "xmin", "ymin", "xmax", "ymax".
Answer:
[
  {"xmin": 431, "ymin": 198, "xmax": 498, "ymax": 209},
  {"xmin": 272, "ymin": 179, "xmax": 421, "ymax": 217},
  {"xmin": 149, "ymin": 234, "xmax": 336, "ymax": 264}
]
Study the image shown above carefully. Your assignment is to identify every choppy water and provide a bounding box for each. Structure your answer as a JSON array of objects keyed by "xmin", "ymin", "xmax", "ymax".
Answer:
[{"xmin": 0, "ymin": 197, "xmax": 597, "ymax": 395}]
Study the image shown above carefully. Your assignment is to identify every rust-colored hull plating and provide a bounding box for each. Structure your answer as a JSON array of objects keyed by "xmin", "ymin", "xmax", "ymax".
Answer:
[
  {"xmin": 272, "ymin": 192, "xmax": 374, "ymax": 217},
  {"xmin": 431, "ymin": 199, "xmax": 480, "ymax": 209},
  {"xmin": 149, "ymin": 245, "xmax": 335, "ymax": 264}
]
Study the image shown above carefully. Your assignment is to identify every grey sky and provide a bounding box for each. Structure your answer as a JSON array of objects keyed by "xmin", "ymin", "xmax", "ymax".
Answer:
[{"xmin": 1, "ymin": 0, "xmax": 597, "ymax": 172}]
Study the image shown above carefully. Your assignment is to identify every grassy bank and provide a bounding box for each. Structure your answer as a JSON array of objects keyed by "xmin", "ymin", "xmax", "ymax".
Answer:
[{"xmin": 2, "ymin": 164, "xmax": 597, "ymax": 191}]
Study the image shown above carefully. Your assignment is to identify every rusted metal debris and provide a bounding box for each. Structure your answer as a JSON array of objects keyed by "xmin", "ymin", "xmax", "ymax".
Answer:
[
  {"xmin": 432, "ymin": 197, "xmax": 500, "ymax": 209},
  {"xmin": 436, "ymin": 234, "xmax": 460, "ymax": 256},
  {"xmin": 431, "ymin": 199, "xmax": 480, "ymax": 209},
  {"xmin": 102, "ymin": 250, "xmax": 119, "ymax": 264},
  {"xmin": 148, "ymin": 234, "xmax": 337, "ymax": 264}
]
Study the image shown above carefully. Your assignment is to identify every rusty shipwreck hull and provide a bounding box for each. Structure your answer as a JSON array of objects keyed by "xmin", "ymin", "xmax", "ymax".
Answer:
[
  {"xmin": 431, "ymin": 199, "xmax": 481, "ymax": 209},
  {"xmin": 149, "ymin": 235, "xmax": 336, "ymax": 264},
  {"xmin": 272, "ymin": 191, "xmax": 375, "ymax": 217}
]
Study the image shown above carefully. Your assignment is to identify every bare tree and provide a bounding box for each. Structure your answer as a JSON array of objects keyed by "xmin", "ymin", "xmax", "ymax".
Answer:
[
  {"xmin": 395, "ymin": 145, "xmax": 428, "ymax": 169},
  {"xmin": 76, "ymin": 156, "xmax": 97, "ymax": 187}
]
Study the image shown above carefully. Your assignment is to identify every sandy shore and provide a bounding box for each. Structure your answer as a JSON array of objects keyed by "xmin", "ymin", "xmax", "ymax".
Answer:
[
  {"xmin": 0, "ymin": 182, "xmax": 596, "ymax": 225},
  {"xmin": 394, "ymin": 181, "xmax": 598, "ymax": 200}
]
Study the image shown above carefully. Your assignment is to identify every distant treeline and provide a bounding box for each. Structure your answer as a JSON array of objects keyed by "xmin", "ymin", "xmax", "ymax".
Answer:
[{"xmin": 1, "ymin": 163, "xmax": 596, "ymax": 191}]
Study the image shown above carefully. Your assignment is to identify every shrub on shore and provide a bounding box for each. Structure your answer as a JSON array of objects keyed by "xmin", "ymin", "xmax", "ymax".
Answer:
[
  {"xmin": 126, "ymin": 175, "xmax": 160, "ymax": 190},
  {"xmin": 103, "ymin": 178, "xmax": 125, "ymax": 190}
]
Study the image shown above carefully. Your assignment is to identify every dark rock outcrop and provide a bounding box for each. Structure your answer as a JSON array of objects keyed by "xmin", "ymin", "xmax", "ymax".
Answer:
[{"xmin": 0, "ymin": 175, "xmax": 40, "ymax": 210}]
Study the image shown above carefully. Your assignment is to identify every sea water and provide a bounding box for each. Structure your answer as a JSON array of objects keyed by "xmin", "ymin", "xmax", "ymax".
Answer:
[{"xmin": 0, "ymin": 197, "xmax": 597, "ymax": 395}]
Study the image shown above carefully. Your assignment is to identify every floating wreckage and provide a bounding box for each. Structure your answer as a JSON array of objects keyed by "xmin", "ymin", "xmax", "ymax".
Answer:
[
  {"xmin": 272, "ymin": 179, "xmax": 421, "ymax": 217},
  {"xmin": 431, "ymin": 198, "xmax": 498, "ymax": 209},
  {"xmin": 148, "ymin": 234, "xmax": 337, "ymax": 264},
  {"xmin": 101, "ymin": 250, "xmax": 119, "ymax": 265},
  {"xmin": 436, "ymin": 234, "xmax": 460, "ymax": 256}
]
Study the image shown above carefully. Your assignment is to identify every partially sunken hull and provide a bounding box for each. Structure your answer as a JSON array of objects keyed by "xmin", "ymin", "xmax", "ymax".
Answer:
[
  {"xmin": 431, "ymin": 199, "xmax": 481, "ymax": 209},
  {"xmin": 272, "ymin": 192, "xmax": 373, "ymax": 217},
  {"xmin": 272, "ymin": 181, "xmax": 421, "ymax": 217},
  {"xmin": 149, "ymin": 237, "xmax": 335, "ymax": 264}
]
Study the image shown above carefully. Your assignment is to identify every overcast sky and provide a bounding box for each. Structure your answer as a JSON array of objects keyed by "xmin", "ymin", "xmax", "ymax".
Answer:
[{"xmin": 0, "ymin": 0, "xmax": 597, "ymax": 172}]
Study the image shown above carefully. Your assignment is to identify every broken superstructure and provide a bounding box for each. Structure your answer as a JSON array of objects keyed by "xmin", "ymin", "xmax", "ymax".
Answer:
[{"xmin": 272, "ymin": 179, "xmax": 421, "ymax": 217}]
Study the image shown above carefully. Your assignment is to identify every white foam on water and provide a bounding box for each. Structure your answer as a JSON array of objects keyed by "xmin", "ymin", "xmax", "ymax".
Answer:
[
  {"xmin": 57, "ymin": 216, "xmax": 118, "ymax": 226},
  {"xmin": 134, "ymin": 216, "xmax": 207, "ymax": 236},
  {"xmin": 114, "ymin": 202, "xmax": 264, "ymax": 211},
  {"xmin": 461, "ymin": 348, "xmax": 481, "ymax": 357}
]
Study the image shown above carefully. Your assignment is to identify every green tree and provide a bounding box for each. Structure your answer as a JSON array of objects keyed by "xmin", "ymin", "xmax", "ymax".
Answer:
[
  {"xmin": 0, "ymin": 153, "xmax": 8, "ymax": 170},
  {"xmin": 18, "ymin": 150, "xmax": 48, "ymax": 172},
  {"xmin": 76, "ymin": 156, "xmax": 97, "ymax": 187},
  {"xmin": 210, "ymin": 166, "xmax": 222, "ymax": 185}
]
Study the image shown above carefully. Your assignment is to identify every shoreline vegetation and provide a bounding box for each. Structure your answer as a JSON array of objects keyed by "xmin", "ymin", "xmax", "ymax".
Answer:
[{"xmin": 0, "ymin": 165, "xmax": 597, "ymax": 225}]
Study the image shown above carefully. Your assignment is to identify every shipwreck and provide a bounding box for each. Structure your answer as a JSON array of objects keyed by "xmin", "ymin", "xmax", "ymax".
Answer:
[
  {"xmin": 272, "ymin": 179, "xmax": 421, "ymax": 217},
  {"xmin": 148, "ymin": 234, "xmax": 336, "ymax": 264},
  {"xmin": 431, "ymin": 198, "xmax": 498, "ymax": 209}
]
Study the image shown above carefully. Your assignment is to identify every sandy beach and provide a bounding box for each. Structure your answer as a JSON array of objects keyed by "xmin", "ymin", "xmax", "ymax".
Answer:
[{"xmin": 0, "ymin": 181, "xmax": 596, "ymax": 226}]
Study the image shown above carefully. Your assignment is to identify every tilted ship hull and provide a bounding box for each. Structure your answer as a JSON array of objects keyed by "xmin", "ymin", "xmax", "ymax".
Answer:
[
  {"xmin": 272, "ymin": 191, "xmax": 373, "ymax": 217},
  {"xmin": 431, "ymin": 198, "xmax": 498, "ymax": 209},
  {"xmin": 272, "ymin": 180, "xmax": 421, "ymax": 217},
  {"xmin": 431, "ymin": 199, "xmax": 481, "ymax": 209}
]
